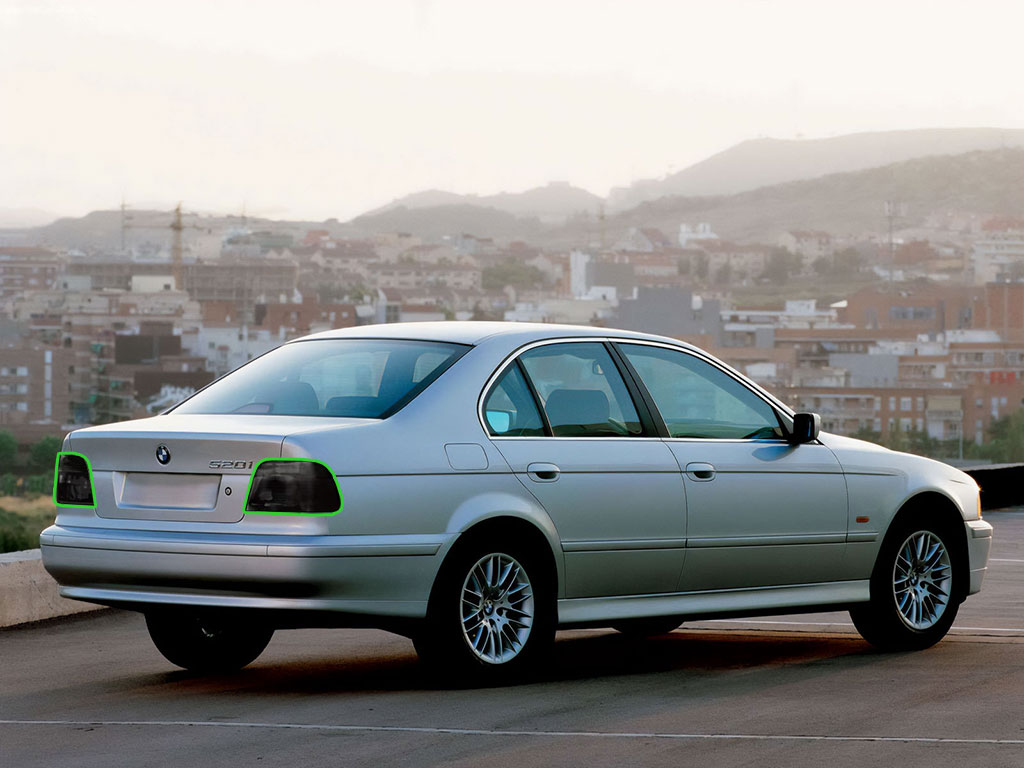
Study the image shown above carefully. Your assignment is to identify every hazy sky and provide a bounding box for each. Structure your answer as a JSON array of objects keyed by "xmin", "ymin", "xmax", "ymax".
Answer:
[{"xmin": 2, "ymin": 0, "xmax": 1023, "ymax": 222}]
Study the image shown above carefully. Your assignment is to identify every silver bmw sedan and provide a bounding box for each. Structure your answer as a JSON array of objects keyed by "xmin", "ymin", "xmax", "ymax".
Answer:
[{"xmin": 42, "ymin": 322, "xmax": 993, "ymax": 680}]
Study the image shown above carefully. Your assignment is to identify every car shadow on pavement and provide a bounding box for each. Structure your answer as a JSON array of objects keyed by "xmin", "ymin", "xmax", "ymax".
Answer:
[{"xmin": 143, "ymin": 628, "xmax": 898, "ymax": 695}]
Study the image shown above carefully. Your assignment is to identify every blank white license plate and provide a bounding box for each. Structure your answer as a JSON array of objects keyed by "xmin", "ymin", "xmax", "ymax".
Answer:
[{"xmin": 117, "ymin": 473, "xmax": 221, "ymax": 510}]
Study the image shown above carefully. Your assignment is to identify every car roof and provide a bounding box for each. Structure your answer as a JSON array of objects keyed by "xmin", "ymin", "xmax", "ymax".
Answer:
[{"xmin": 297, "ymin": 321, "xmax": 698, "ymax": 349}]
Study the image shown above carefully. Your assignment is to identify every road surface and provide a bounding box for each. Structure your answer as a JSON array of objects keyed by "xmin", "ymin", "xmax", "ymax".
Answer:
[{"xmin": 3, "ymin": 508, "xmax": 1022, "ymax": 767}]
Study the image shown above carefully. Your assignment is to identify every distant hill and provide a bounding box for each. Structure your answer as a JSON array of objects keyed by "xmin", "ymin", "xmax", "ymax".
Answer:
[
  {"xmin": 576, "ymin": 148, "xmax": 1024, "ymax": 245},
  {"xmin": 363, "ymin": 181, "xmax": 601, "ymax": 224},
  {"xmin": 25, "ymin": 209, "xmax": 342, "ymax": 250},
  {"xmin": 0, "ymin": 207, "xmax": 59, "ymax": 228},
  {"xmin": 350, "ymin": 204, "xmax": 544, "ymax": 242},
  {"xmin": 608, "ymin": 128, "xmax": 1024, "ymax": 210}
]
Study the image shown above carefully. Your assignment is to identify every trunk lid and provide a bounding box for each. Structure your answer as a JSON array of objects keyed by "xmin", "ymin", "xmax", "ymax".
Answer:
[{"xmin": 67, "ymin": 414, "xmax": 365, "ymax": 523}]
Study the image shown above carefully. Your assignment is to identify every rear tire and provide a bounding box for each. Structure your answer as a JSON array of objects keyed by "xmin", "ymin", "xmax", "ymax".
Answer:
[
  {"xmin": 612, "ymin": 617, "xmax": 683, "ymax": 637},
  {"xmin": 414, "ymin": 534, "xmax": 555, "ymax": 684},
  {"xmin": 145, "ymin": 610, "xmax": 274, "ymax": 672},
  {"xmin": 850, "ymin": 514, "xmax": 962, "ymax": 652}
]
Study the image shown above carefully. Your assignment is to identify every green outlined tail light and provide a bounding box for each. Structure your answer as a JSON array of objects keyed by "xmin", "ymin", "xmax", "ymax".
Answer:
[
  {"xmin": 244, "ymin": 458, "xmax": 342, "ymax": 516},
  {"xmin": 53, "ymin": 452, "xmax": 96, "ymax": 508}
]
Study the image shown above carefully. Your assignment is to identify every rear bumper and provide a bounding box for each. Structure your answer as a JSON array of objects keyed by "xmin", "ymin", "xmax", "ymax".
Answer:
[
  {"xmin": 965, "ymin": 519, "xmax": 993, "ymax": 595},
  {"xmin": 40, "ymin": 524, "xmax": 452, "ymax": 620}
]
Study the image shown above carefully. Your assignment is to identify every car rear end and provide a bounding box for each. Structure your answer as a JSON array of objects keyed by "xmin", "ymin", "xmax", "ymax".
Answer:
[{"xmin": 40, "ymin": 335, "xmax": 473, "ymax": 625}]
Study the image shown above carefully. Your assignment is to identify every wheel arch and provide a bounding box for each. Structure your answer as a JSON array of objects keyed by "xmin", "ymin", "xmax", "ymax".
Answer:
[
  {"xmin": 440, "ymin": 487, "xmax": 565, "ymax": 593},
  {"xmin": 883, "ymin": 490, "xmax": 970, "ymax": 602}
]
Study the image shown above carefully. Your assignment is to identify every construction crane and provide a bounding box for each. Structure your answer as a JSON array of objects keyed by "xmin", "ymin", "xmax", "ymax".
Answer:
[
  {"xmin": 170, "ymin": 203, "xmax": 185, "ymax": 291},
  {"xmin": 119, "ymin": 201, "xmax": 203, "ymax": 292}
]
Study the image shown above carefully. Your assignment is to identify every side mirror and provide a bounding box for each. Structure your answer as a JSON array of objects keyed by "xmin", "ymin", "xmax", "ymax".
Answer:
[{"xmin": 788, "ymin": 412, "xmax": 821, "ymax": 444}]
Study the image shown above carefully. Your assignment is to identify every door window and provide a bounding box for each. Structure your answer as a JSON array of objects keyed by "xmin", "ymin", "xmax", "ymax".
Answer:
[
  {"xmin": 518, "ymin": 342, "xmax": 642, "ymax": 437},
  {"xmin": 619, "ymin": 343, "xmax": 781, "ymax": 439}
]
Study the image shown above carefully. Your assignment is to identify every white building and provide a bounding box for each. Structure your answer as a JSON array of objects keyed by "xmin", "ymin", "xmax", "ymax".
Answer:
[
  {"xmin": 971, "ymin": 229, "xmax": 1024, "ymax": 284},
  {"xmin": 678, "ymin": 222, "xmax": 719, "ymax": 247}
]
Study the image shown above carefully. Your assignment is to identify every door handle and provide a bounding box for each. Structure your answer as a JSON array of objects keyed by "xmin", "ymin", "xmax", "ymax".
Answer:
[
  {"xmin": 527, "ymin": 462, "xmax": 561, "ymax": 482},
  {"xmin": 685, "ymin": 462, "xmax": 716, "ymax": 481}
]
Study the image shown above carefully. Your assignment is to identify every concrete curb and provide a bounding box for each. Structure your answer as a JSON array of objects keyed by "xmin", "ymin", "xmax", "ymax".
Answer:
[{"xmin": 0, "ymin": 549, "xmax": 104, "ymax": 628}]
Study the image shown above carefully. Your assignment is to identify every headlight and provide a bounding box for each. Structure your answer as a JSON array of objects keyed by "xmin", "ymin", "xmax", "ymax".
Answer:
[
  {"xmin": 54, "ymin": 452, "xmax": 96, "ymax": 508},
  {"xmin": 245, "ymin": 459, "xmax": 342, "ymax": 515}
]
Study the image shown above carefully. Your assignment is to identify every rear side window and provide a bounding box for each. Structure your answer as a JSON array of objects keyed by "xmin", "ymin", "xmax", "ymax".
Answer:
[
  {"xmin": 173, "ymin": 339, "xmax": 468, "ymax": 418},
  {"xmin": 482, "ymin": 364, "xmax": 545, "ymax": 437},
  {"xmin": 518, "ymin": 342, "xmax": 642, "ymax": 437}
]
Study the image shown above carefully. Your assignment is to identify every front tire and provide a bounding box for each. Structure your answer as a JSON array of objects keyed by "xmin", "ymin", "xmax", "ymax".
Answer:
[
  {"xmin": 415, "ymin": 535, "xmax": 555, "ymax": 683},
  {"xmin": 145, "ymin": 611, "xmax": 274, "ymax": 672},
  {"xmin": 850, "ymin": 515, "xmax": 962, "ymax": 651}
]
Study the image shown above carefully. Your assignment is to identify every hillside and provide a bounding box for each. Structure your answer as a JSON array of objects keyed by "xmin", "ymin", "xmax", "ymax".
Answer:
[
  {"xmin": 364, "ymin": 181, "xmax": 601, "ymax": 224},
  {"xmin": 349, "ymin": 204, "xmax": 544, "ymax": 242},
  {"xmin": 25, "ymin": 209, "xmax": 346, "ymax": 250},
  {"xmin": 14, "ymin": 146, "xmax": 1024, "ymax": 251},
  {"xmin": 608, "ymin": 127, "xmax": 1024, "ymax": 210},
  {"xmin": 582, "ymin": 148, "xmax": 1024, "ymax": 245}
]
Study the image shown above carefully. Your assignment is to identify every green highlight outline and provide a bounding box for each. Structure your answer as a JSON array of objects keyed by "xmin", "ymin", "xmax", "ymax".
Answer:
[
  {"xmin": 53, "ymin": 451, "xmax": 97, "ymax": 509},
  {"xmin": 243, "ymin": 457, "xmax": 344, "ymax": 516}
]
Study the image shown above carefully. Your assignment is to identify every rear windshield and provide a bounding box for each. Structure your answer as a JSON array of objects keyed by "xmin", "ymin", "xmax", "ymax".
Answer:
[{"xmin": 172, "ymin": 339, "xmax": 469, "ymax": 418}]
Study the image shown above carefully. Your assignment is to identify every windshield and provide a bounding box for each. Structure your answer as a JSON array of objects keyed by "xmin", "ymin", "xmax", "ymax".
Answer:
[{"xmin": 172, "ymin": 339, "xmax": 468, "ymax": 418}]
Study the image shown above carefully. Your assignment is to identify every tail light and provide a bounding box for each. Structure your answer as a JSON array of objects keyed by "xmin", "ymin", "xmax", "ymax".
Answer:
[
  {"xmin": 54, "ymin": 452, "xmax": 96, "ymax": 508},
  {"xmin": 245, "ymin": 459, "xmax": 342, "ymax": 515}
]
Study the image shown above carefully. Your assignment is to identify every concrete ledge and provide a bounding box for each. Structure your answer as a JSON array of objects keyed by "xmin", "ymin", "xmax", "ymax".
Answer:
[{"xmin": 0, "ymin": 549, "xmax": 104, "ymax": 628}]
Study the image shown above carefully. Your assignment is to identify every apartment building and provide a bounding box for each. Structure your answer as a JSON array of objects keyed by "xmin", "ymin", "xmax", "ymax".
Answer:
[
  {"xmin": 0, "ymin": 248, "xmax": 60, "ymax": 303},
  {"xmin": 0, "ymin": 345, "xmax": 71, "ymax": 439}
]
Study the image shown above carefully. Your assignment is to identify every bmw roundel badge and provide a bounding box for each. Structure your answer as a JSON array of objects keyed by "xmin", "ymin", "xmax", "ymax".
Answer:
[{"xmin": 156, "ymin": 444, "xmax": 171, "ymax": 465}]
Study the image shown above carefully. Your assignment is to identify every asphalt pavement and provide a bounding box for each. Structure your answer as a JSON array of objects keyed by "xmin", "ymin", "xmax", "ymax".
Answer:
[{"xmin": 2, "ymin": 508, "xmax": 1022, "ymax": 768}]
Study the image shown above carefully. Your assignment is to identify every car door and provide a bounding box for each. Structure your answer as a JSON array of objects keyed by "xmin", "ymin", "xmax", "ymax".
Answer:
[
  {"xmin": 482, "ymin": 340, "xmax": 687, "ymax": 599},
  {"xmin": 615, "ymin": 341, "xmax": 848, "ymax": 592}
]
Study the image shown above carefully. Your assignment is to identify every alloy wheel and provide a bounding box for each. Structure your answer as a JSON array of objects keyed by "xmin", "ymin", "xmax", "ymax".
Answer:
[
  {"xmin": 460, "ymin": 553, "xmax": 535, "ymax": 664},
  {"xmin": 892, "ymin": 530, "xmax": 952, "ymax": 630}
]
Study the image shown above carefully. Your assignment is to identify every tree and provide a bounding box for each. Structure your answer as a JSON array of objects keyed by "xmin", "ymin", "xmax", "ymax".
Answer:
[
  {"xmin": 832, "ymin": 247, "xmax": 865, "ymax": 277},
  {"xmin": 850, "ymin": 427, "xmax": 883, "ymax": 445},
  {"xmin": 762, "ymin": 247, "xmax": 799, "ymax": 285},
  {"xmin": 812, "ymin": 256, "xmax": 832, "ymax": 276},
  {"xmin": 714, "ymin": 262, "xmax": 732, "ymax": 285},
  {"xmin": 979, "ymin": 408, "xmax": 1024, "ymax": 463},
  {"xmin": 693, "ymin": 253, "xmax": 709, "ymax": 281},
  {"xmin": 481, "ymin": 262, "xmax": 546, "ymax": 291},
  {"xmin": 30, "ymin": 436, "xmax": 62, "ymax": 474},
  {"xmin": 0, "ymin": 431, "xmax": 16, "ymax": 472}
]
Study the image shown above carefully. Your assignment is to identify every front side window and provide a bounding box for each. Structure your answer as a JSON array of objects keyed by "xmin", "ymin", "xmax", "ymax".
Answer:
[
  {"xmin": 173, "ymin": 339, "xmax": 468, "ymax": 418},
  {"xmin": 619, "ymin": 343, "xmax": 781, "ymax": 439},
  {"xmin": 482, "ymin": 363, "xmax": 545, "ymax": 437},
  {"xmin": 517, "ymin": 342, "xmax": 642, "ymax": 437}
]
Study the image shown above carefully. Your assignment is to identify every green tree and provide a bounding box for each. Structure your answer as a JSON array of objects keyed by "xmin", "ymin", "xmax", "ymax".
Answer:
[
  {"xmin": 30, "ymin": 436, "xmax": 62, "ymax": 474},
  {"xmin": 980, "ymin": 409, "xmax": 1024, "ymax": 463},
  {"xmin": 0, "ymin": 431, "xmax": 16, "ymax": 472},
  {"xmin": 482, "ymin": 262, "xmax": 546, "ymax": 291},
  {"xmin": 850, "ymin": 427, "xmax": 883, "ymax": 445}
]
